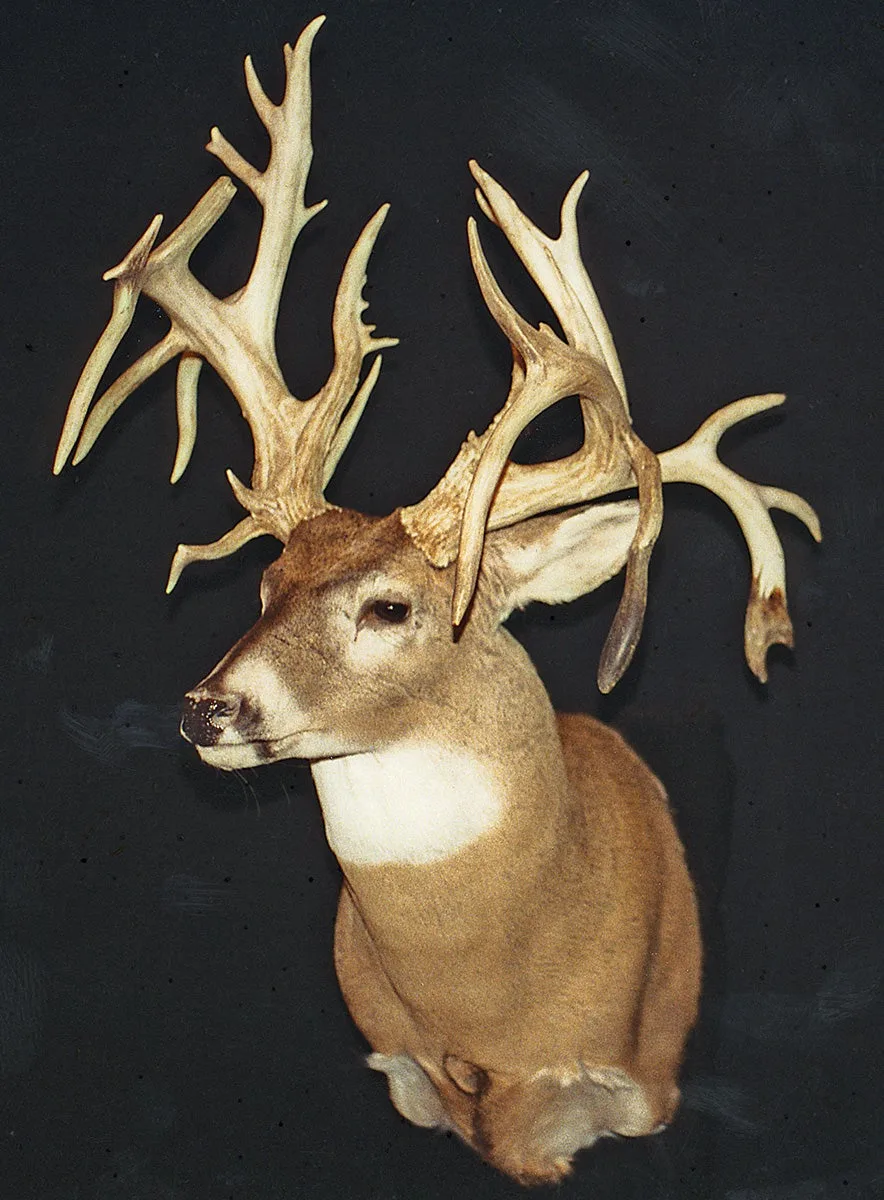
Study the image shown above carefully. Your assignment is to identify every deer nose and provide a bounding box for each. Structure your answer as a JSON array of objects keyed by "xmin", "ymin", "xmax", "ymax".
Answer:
[{"xmin": 180, "ymin": 693, "xmax": 242, "ymax": 747}]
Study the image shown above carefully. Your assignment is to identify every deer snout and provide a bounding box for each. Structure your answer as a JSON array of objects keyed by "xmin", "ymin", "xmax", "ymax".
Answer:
[{"xmin": 180, "ymin": 692, "xmax": 243, "ymax": 747}]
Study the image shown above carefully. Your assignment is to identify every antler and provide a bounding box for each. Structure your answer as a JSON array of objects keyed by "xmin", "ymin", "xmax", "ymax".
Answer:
[
  {"xmin": 403, "ymin": 163, "xmax": 664, "ymax": 691},
  {"xmin": 54, "ymin": 15, "xmax": 397, "ymax": 591},
  {"xmin": 401, "ymin": 165, "xmax": 820, "ymax": 690}
]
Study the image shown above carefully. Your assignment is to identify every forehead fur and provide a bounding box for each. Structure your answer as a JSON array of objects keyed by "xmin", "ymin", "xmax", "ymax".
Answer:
[{"xmin": 276, "ymin": 508, "xmax": 433, "ymax": 587}]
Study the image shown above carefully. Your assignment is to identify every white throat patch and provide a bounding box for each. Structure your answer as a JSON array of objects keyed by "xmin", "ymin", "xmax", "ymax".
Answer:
[{"xmin": 311, "ymin": 743, "xmax": 504, "ymax": 866}]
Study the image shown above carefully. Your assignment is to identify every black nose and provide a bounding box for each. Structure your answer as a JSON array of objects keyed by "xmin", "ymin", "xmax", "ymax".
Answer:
[{"xmin": 180, "ymin": 694, "xmax": 242, "ymax": 747}]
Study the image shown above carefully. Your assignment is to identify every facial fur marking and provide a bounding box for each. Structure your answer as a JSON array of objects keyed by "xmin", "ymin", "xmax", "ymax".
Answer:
[{"xmin": 311, "ymin": 742, "xmax": 504, "ymax": 866}]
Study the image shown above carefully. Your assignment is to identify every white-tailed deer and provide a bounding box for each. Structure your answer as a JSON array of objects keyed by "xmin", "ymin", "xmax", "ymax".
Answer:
[{"xmin": 54, "ymin": 17, "xmax": 820, "ymax": 1186}]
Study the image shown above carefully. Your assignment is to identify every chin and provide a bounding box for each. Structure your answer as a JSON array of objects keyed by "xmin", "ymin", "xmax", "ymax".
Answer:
[{"xmin": 194, "ymin": 742, "xmax": 274, "ymax": 770}]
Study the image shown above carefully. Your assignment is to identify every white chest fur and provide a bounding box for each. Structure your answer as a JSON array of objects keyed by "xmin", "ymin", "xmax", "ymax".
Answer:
[{"xmin": 311, "ymin": 742, "xmax": 504, "ymax": 866}]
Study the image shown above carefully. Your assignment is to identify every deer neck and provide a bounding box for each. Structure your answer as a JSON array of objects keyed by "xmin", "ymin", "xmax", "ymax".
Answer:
[{"xmin": 310, "ymin": 631, "xmax": 582, "ymax": 929}]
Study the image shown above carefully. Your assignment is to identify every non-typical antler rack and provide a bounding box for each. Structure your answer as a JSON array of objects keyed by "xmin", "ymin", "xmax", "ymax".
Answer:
[
  {"xmin": 54, "ymin": 15, "xmax": 398, "ymax": 593},
  {"xmin": 55, "ymin": 15, "xmax": 820, "ymax": 691}
]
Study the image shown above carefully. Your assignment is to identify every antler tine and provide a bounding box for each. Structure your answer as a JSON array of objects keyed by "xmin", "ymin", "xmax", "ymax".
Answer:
[
  {"xmin": 165, "ymin": 516, "xmax": 262, "ymax": 595},
  {"xmin": 53, "ymin": 214, "xmax": 164, "ymax": 474},
  {"xmin": 170, "ymin": 353, "xmax": 203, "ymax": 483},
  {"xmin": 209, "ymin": 14, "xmax": 330, "ymax": 356},
  {"xmin": 56, "ymin": 18, "xmax": 397, "ymax": 589},
  {"xmin": 469, "ymin": 161, "xmax": 628, "ymax": 409},
  {"xmin": 289, "ymin": 204, "xmax": 400, "ymax": 513},
  {"xmin": 322, "ymin": 354, "xmax": 383, "ymax": 489}
]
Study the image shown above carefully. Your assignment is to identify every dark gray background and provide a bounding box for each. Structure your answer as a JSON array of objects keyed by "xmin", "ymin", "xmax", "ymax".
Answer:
[{"xmin": 3, "ymin": 0, "xmax": 881, "ymax": 1196}]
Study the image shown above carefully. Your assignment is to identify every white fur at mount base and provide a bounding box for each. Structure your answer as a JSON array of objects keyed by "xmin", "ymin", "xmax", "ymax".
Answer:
[{"xmin": 311, "ymin": 742, "xmax": 504, "ymax": 866}]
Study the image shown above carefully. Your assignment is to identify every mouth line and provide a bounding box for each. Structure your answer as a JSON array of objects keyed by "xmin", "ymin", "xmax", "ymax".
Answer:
[
  {"xmin": 197, "ymin": 730, "xmax": 311, "ymax": 754},
  {"xmin": 195, "ymin": 730, "xmax": 363, "ymax": 766},
  {"xmin": 248, "ymin": 730, "xmax": 313, "ymax": 749}
]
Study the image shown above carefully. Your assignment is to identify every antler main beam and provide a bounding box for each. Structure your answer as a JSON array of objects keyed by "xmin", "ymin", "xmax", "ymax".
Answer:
[{"xmin": 54, "ymin": 15, "xmax": 397, "ymax": 591}]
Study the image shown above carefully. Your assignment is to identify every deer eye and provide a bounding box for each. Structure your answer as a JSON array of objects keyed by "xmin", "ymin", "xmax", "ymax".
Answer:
[
  {"xmin": 358, "ymin": 599, "xmax": 411, "ymax": 628},
  {"xmin": 370, "ymin": 600, "xmax": 410, "ymax": 624}
]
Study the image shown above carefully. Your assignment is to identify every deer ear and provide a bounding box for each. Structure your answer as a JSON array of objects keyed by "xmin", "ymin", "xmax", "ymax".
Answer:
[{"xmin": 485, "ymin": 500, "xmax": 639, "ymax": 621}]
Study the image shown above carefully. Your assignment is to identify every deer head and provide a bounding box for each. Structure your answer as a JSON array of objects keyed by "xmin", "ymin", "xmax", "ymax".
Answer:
[{"xmin": 54, "ymin": 15, "xmax": 820, "ymax": 770}]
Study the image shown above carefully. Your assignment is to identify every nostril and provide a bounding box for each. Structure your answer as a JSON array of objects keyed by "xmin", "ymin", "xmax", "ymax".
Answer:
[{"xmin": 180, "ymin": 694, "xmax": 242, "ymax": 747}]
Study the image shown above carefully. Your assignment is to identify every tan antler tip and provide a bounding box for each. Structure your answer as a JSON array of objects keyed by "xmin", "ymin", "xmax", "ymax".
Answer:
[
  {"xmin": 166, "ymin": 547, "xmax": 188, "ymax": 594},
  {"xmin": 760, "ymin": 484, "xmax": 822, "ymax": 543},
  {"xmin": 225, "ymin": 468, "xmax": 258, "ymax": 512},
  {"xmin": 745, "ymin": 581, "xmax": 794, "ymax": 683},
  {"xmin": 596, "ymin": 541, "xmax": 654, "ymax": 694},
  {"xmin": 280, "ymin": 13, "xmax": 327, "ymax": 66},
  {"xmin": 102, "ymin": 213, "xmax": 164, "ymax": 282},
  {"xmin": 165, "ymin": 515, "xmax": 267, "ymax": 593},
  {"xmin": 171, "ymin": 354, "xmax": 202, "ymax": 483},
  {"xmin": 562, "ymin": 170, "xmax": 591, "ymax": 223},
  {"xmin": 452, "ymin": 560, "xmax": 478, "ymax": 628}
]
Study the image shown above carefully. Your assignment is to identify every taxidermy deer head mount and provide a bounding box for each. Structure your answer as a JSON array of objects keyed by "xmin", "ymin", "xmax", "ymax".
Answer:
[{"xmin": 54, "ymin": 15, "xmax": 819, "ymax": 1186}]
